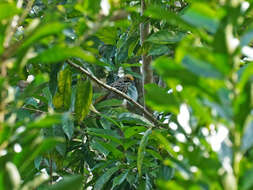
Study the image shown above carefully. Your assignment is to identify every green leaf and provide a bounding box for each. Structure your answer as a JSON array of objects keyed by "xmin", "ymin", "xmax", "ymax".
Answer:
[
  {"xmin": 237, "ymin": 63, "xmax": 253, "ymax": 92},
  {"xmin": 94, "ymin": 166, "xmax": 120, "ymax": 190},
  {"xmin": 153, "ymin": 131, "xmax": 177, "ymax": 158},
  {"xmin": 145, "ymin": 5, "xmax": 194, "ymax": 31},
  {"xmin": 241, "ymin": 26, "xmax": 253, "ymax": 46},
  {"xmin": 27, "ymin": 115, "xmax": 62, "ymax": 128},
  {"xmin": 152, "ymin": 56, "xmax": 199, "ymax": 86},
  {"xmin": 242, "ymin": 116, "xmax": 253, "ymax": 152},
  {"xmin": 75, "ymin": 78, "xmax": 93, "ymax": 122},
  {"xmin": 47, "ymin": 175, "xmax": 83, "ymax": 190},
  {"xmin": 62, "ymin": 113, "xmax": 74, "ymax": 140},
  {"xmin": 96, "ymin": 27, "xmax": 118, "ymax": 45},
  {"xmin": 181, "ymin": 3, "xmax": 221, "ymax": 33},
  {"xmin": 34, "ymin": 45, "xmax": 95, "ymax": 63},
  {"xmin": 148, "ymin": 44, "xmax": 170, "ymax": 56},
  {"xmin": 87, "ymin": 128, "xmax": 122, "ymax": 145},
  {"xmin": 81, "ymin": 0, "xmax": 101, "ymax": 15},
  {"xmin": 0, "ymin": 3, "xmax": 20, "ymax": 21},
  {"xmin": 118, "ymin": 113, "xmax": 153, "ymax": 126},
  {"xmin": 146, "ymin": 30, "xmax": 185, "ymax": 44},
  {"xmin": 112, "ymin": 170, "xmax": 129, "ymax": 189},
  {"xmin": 182, "ymin": 55, "xmax": 223, "ymax": 79},
  {"xmin": 123, "ymin": 126, "xmax": 147, "ymax": 138},
  {"xmin": 20, "ymin": 22, "xmax": 66, "ymax": 50},
  {"xmin": 145, "ymin": 83, "xmax": 179, "ymax": 114},
  {"xmin": 137, "ymin": 128, "xmax": 152, "ymax": 177},
  {"xmin": 96, "ymin": 139, "xmax": 124, "ymax": 159},
  {"xmin": 241, "ymin": 168, "xmax": 253, "ymax": 190},
  {"xmin": 20, "ymin": 137, "xmax": 64, "ymax": 172},
  {"xmin": 34, "ymin": 156, "xmax": 42, "ymax": 170},
  {"xmin": 53, "ymin": 67, "xmax": 72, "ymax": 111}
]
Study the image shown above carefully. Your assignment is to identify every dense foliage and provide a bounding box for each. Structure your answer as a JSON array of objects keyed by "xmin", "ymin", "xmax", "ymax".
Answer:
[{"xmin": 0, "ymin": 0, "xmax": 253, "ymax": 189}]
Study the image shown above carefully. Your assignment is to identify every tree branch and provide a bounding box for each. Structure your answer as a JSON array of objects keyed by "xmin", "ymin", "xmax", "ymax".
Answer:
[{"xmin": 67, "ymin": 60, "xmax": 162, "ymax": 127}]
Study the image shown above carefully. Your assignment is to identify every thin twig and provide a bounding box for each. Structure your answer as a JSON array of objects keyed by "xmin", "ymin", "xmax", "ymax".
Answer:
[
  {"xmin": 22, "ymin": 106, "xmax": 47, "ymax": 114},
  {"xmin": 4, "ymin": 0, "xmax": 35, "ymax": 48},
  {"xmin": 67, "ymin": 60, "xmax": 162, "ymax": 127}
]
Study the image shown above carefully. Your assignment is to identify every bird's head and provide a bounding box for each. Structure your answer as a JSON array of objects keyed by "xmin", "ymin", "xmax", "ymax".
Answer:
[{"xmin": 124, "ymin": 74, "xmax": 134, "ymax": 83}]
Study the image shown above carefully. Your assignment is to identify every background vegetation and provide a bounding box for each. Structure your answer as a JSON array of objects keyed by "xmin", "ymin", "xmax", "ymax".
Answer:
[{"xmin": 0, "ymin": 0, "xmax": 253, "ymax": 189}]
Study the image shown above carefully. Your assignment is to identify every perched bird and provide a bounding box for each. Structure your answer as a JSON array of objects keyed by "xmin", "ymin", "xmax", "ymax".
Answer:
[{"xmin": 95, "ymin": 74, "xmax": 134, "ymax": 104}]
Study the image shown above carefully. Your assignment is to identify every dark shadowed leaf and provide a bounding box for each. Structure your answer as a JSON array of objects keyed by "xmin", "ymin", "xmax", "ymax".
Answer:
[
  {"xmin": 94, "ymin": 166, "xmax": 120, "ymax": 190},
  {"xmin": 112, "ymin": 170, "xmax": 129, "ymax": 189},
  {"xmin": 47, "ymin": 175, "xmax": 82, "ymax": 190}
]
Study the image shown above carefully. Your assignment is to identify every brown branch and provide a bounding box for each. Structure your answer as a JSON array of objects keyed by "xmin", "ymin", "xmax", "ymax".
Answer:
[
  {"xmin": 140, "ymin": 0, "xmax": 153, "ymax": 110},
  {"xmin": 67, "ymin": 60, "xmax": 162, "ymax": 127}
]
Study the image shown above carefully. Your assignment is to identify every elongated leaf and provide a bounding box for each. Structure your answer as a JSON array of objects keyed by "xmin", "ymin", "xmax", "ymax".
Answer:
[
  {"xmin": 94, "ymin": 166, "xmax": 120, "ymax": 190},
  {"xmin": 47, "ymin": 175, "xmax": 82, "ymax": 190},
  {"xmin": 137, "ymin": 128, "xmax": 152, "ymax": 177},
  {"xmin": 153, "ymin": 131, "xmax": 177, "ymax": 158},
  {"xmin": 27, "ymin": 115, "xmax": 62, "ymax": 128},
  {"xmin": 241, "ymin": 26, "xmax": 253, "ymax": 46},
  {"xmin": 62, "ymin": 113, "xmax": 74, "ymax": 140},
  {"xmin": 118, "ymin": 113, "xmax": 153, "ymax": 126},
  {"xmin": 181, "ymin": 2, "xmax": 220, "ymax": 33},
  {"xmin": 19, "ymin": 137, "xmax": 64, "ymax": 172},
  {"xmin": 182, "ymin": 55, "xmax": 223, "ymax": 79},
  {"xmin": 87, "ymin": 128, "xmax": 122, "ymax": 145},
  {"xmin": 112, "ymin": 170, "xmax": 129, "ymax": 189},
  {"xmin": 75, "ymin": 78, "xmax": 93, "ymax": 122},
  {"xmin": 145, "ymin": 6, "xmax": 194, "ymax": 31},
  {"xmin": 53, "ymin": 68, "xmax": 72, "ymax": 111},
  {"xmin": 96, "ymin": 140, "xmax": 124, "ymax": 159},
  {"xmin": 242, "ymin": 116, "xmax": 253, "ymax": 152},
  {"xmin": 20, "ymin": 22, "xmax": 66, "ymax": 50},
  {"xmin": 123, "ymin": 126, "xmax": 147, "ymax": 138},
  {"xmin": 146, "ymin": 30, "xmax": 185, "ymax": 44},
  {"xmin": 0, "ymin": 3, "xmax": 20, "ymax": 21},
  {"xmin": 241, "ymin": 168, "xmax": 253, "ymax": 190},
  {"xmin": 34, "ymin": 45, "xmax": 95, "ymax": 63}
]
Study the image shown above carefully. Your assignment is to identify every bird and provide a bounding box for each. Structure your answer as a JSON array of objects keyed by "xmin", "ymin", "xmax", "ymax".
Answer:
[{"xmin": 94, "ymin": 74, "xmax": 134, "ymax": 104}]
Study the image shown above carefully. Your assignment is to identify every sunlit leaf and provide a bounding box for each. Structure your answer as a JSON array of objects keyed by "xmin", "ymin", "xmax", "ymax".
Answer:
[
  {"xmin": 20, "ymin": 22, "xmax": 66, "ymax": 50},
  {"xmin": 53, "ymin": 67, "xmax": 72, "ymax": 111},
  {"xmin": 0, "ymin": 3, "xmax": 20, "ymax": 21},
  {"xmin": 145, "ymin": 83, "xmax": 179, "ymax": 114},
  {"xmin": 75, "ymin": 78, "xmax": 93, "ymax": 122},
  {"xmin": 33, "ymin": 45, "xmax": 95, "ymax": 63}
]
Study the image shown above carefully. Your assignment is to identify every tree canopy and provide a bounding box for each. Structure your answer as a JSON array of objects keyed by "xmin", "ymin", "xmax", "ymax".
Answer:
[{"xmin": 0, "ymin": 0, "xmax": 253, "ymax": 189}]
